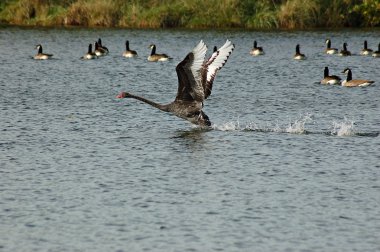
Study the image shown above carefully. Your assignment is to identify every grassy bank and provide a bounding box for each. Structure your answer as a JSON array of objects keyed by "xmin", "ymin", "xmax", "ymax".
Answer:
[{"xmin": 0, "ymin": 0, "xmax": 379, "ymax": 29}]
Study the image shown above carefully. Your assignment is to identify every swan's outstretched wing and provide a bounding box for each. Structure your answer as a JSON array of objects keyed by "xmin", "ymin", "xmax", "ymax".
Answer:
[
  {"xmin": 202, "ymin": 40, "xmax": 234, "ymax": 99},
  {"xmin": 175, "ymin": 40, "xmax": 207, "ymax": 102}
]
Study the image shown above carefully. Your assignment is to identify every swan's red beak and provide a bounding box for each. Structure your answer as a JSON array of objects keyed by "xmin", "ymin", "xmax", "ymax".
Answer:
[{"xmin": 116, "ymin": 92, "xmax": 126, "ymax": 98}]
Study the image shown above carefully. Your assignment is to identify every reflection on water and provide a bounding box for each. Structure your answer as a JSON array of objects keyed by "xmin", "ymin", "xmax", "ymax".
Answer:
[{"xmin": 174, "ymin": 127, "xmax": 211, "ymax": 140}]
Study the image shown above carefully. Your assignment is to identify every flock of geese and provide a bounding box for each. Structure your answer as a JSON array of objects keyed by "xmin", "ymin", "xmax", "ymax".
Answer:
[
  {"xmin": 320, "ymin": 39, "xmax": 377, "ymax": 87},
  {"xmin": 33, "ymin": 37, "xmax": 377, "ymax": 126},
  {"xmin": 292, "ymin": 39, "xmax": 377, "ymax": 87},
  {"xmin": 34, "ymin": 38, "xmax": 170, "ymax": 61}
]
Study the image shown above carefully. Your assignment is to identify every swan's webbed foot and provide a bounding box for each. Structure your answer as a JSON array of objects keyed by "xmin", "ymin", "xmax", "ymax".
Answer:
[{"xmin": 198, "ymin": 111, "xmax": 211, "ymax": 127}]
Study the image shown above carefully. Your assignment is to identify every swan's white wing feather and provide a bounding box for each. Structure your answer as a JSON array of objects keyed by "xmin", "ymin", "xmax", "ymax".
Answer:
[{"xmin": 202, "ymin": 39, "xmax": 234, "ymax": 99}]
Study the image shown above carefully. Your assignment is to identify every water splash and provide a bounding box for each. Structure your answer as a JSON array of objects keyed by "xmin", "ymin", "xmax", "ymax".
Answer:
[
  {"xmin": 214, "ymin": 114, "xmax": 314, "ymax": 134},
  {"xmin": 211, "ymin": 114, "xmax": 377, "ymax": 137},
  {"xmin": 213, "ymin": 120, "xmax": 240, "ymax": 131},
  {"xmin": 285, "ymin": 113, "xmax": 313, "ymax": 134},
  {"xmin": 331, "ymin": 118, "xmax": 355, "ymax": 136}
]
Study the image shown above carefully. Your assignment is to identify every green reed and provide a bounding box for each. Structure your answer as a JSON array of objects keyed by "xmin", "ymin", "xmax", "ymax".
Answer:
[{"xmin": 0, "ymin": 0, "xmax": 379, "ymax": 29}]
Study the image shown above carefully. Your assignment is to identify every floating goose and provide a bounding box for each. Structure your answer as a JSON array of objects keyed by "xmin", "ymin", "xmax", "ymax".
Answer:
[
  {"xmin": 294, "ymin": 44, "xmax": 306, "ymax": 60},
  {"xmin": 94, "ymin": 41, "xmax": 107, "ymax": 56},
  {"xmin": 34, "ymin": 44, "xmax": 53, "ymax": 60},
  {"xmin": 321, "ymin": 67, "xmax": 341, "ymax": 85},
  {"xmin": 339, "ymin": 43, "xmax": 351, "ymax": 56},
  {"xmin": 373, "ymin": 43, "xmax": 380, "ymax": 57},
  {"xmin": 81, "ymin": 44, "xmax": 98, "ymax": 60},
  {"xmin": 123, "ymin": 40, "xmax": 138, "ymax": 58},
  {"xmin": 117, "ymin": 40, "xmax": 234, "ymax": 127},
  {"xmin": 325, "ymin": 39, "xmax": 338, "ymax": 54},
  {"xmin": 148, "ymin": 44, "xmax": 171, "ymax": 61},
  {"xmin": 341, "ymin": 68, "xmax": 374, "ymax": 87},
  {"xmin": 97, "ymin": 38, "xmax": 109, "ymax": 54},
  {"xmin": 360, "ymin": 40, "xmax": 373, "ymax": 55},
  {"xmin": 250, "ymin": 40, "xmax": 264, "ymax": 56}
]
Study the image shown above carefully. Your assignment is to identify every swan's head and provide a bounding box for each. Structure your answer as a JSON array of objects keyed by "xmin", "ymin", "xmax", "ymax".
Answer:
[
  {"xmin": 35, "ymin": 44, "xmax": 42, "ymax": 50},
  {"xmin": 148, "ymin": 44, "xmax": 156, "ymax": 49},
  {"xmin": 116, "ymin": 92, "xmax": 130, "ymax": 98}
]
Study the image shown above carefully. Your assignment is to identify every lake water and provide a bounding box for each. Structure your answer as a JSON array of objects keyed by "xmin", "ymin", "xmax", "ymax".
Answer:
[{"xmin": 0, "ymin": 26, "xmax": 379, "ymax": 252}]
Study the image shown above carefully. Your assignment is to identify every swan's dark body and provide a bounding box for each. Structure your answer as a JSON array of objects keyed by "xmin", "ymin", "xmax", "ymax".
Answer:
[{"xmin": 117, "ymin": 40, "xmax": 234, "ymax": 127}]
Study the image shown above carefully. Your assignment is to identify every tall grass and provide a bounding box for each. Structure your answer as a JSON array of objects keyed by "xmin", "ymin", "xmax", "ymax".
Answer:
[
  {"xmin": 0, "ymin": 0, "xmax": 379, "ymax": 29},
  {"xmin": 277, "ymin": 0, "xmax": 320, "ymax": 29},
  {"xmin": 65, "ymin": 0, "xmax": 123, "ymax": 26},
  {"xmin": 241, "ymin": 0, "xmax": 279, "ymax": 29}
]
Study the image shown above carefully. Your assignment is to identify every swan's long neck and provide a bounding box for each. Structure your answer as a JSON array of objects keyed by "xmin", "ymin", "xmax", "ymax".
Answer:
[
  {"xmin": 88, "ymin": 44, "xmax": 92, "ymax": 53},
  {"xmin": 126, "ymin": 41, "xmax": 130, "ymax": 50},
  {"xmin": 343, "ymin": 43, "xmax": 347, "ymax": 51},
  {"xmin": 127, "ymin": 93, "xmax": 169, "ymax": 112},
  {"xmin": 364, "ymin": 41, "xmax": 368, "ymax": 49},
  {"xmin": 326, "ymin": 40, "xmax": 331, "ymax": 48},
  {"xmin": 38, "ymin": 46, "xmax": 42, "ymax": 54},
  {"xmin": 324, "ymin": 67, "xmax": 329, "ymax": 78},
  {"xmin": 254, "ymin": 41, "xmax": 257, "ymax": 49}
]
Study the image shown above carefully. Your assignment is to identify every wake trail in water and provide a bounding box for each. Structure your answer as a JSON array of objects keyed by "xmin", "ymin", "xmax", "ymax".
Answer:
[{"xmin": 212, "ymin": 114, "xmax": 379, "ymax": 137}]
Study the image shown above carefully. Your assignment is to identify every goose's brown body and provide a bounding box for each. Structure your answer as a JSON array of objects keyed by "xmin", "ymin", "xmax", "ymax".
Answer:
[
  {"xmin": 34, "ymin": 44, "xmax": 53, "ymax": 60},
  {"xmin": 123, "ymin": 40, "xmax": 138, "ymax": 57},
  {"xmin": 321, "ymin": 67, "xmax": 341, "ymax": 85},
  {"xmin": 325, "ymin": 39, "xmax": 338, "ymax": 54},
  {"xmin": 341, "ymin": 68, "xmax": 374, "ymax": 87}
]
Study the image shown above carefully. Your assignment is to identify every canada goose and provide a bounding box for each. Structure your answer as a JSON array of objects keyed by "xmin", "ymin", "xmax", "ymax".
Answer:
[
  {"xmin": 97, "ymin": 38, "xmax": 109, "ymax": 54},
  {"xmin": 339, "ymin": 43, "xmax": 351, "ymax": 56},
  {"xmin": 321, "ymin": 67, "xmax": 341, "ymax": 85},
  {"xmin": 123, "ymin": 40, "xmax": 138, "ymax": 58},
  {"xmin": 372, "ymin": 43, "xmax": 380, "ymax": 57},
  {"xmin": 148, "ymin": 44, "xmax": 171, "ymax": 61},
  {"xmin": 250, "ymin": 40, "xmax": 264, "ymax": 55},
  {"xmin": 325, "ymin": 39, "xmax": 338, "ymax": 54},
  {"xmin": 34, "ymin": 44, "xmax": 53, "ymax": 60},
  {"xmin": 117, "ymin": 40, "xmax": 234, "ymax": 127},
  {"xmin": 360, "ymin": 40, "xmax": 373, "ymax": 55},
  {"xmin": 94, "ymin": 42, "xmax": 107, "ymax": 57},
  {"xmin": 294, "ymin": 44, "xmax": 306, "ymax": 60},
  {"xmin": 341, "ymin": 68, "xmax": 374, "ymax": 87},
  {"xmin": 81, "ymin": 44, "xmax": 98, "ymax": 60}
]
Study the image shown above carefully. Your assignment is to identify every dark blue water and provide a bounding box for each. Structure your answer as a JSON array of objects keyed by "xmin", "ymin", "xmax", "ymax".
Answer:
[{"xmin": 1, "ymin": 26, "xmax": 380, "ymax": 252}]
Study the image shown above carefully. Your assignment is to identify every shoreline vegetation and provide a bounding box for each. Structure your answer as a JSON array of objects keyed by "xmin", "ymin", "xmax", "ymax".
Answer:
[{"xmin": 0, "ymin": 0, "xmax": 379, "ymax": 29}]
